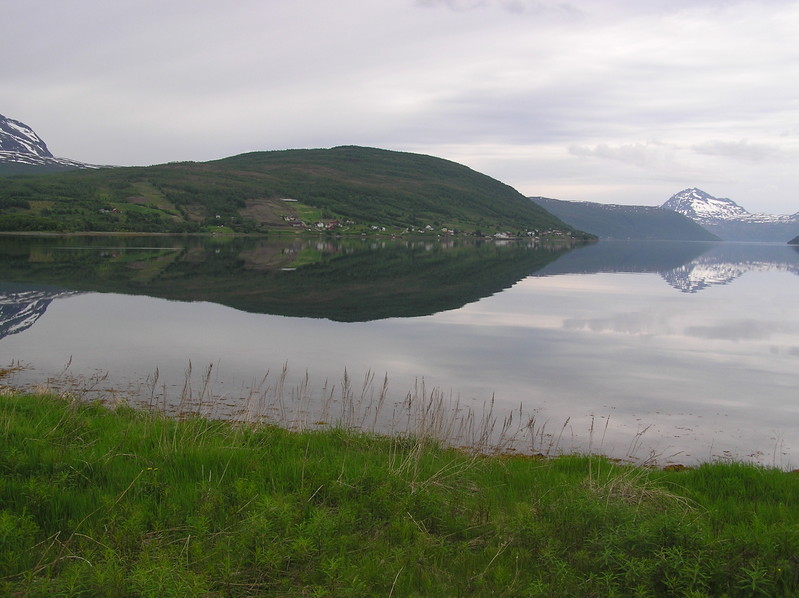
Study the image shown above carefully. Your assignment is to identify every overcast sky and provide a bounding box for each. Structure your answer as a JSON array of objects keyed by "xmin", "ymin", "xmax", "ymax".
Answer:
[{"xmin": 3, "ymin": 0, "xmax": 798, "ymax": 213}]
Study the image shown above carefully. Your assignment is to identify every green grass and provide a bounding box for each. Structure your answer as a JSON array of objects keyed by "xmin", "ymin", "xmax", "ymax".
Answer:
[{"xmin": 2, "ymin": 391, "xmax": 799, "ymax": 596}]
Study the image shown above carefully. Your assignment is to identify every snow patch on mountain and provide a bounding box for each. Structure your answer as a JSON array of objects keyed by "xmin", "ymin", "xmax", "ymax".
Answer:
[
  {"xmin": 0, "ymin": 113, "xmax": 100, "ymax": 170},
  {"xmin": 0, "ymin": 150, "xmax": 97, "ymax": 169},
  {"xmin": 0, "ymin": 114, "xmax": 53, "ymax": 157},
  {"xmin": 662, "ymin": 188, "xmax": 798, "ymax": 225}
]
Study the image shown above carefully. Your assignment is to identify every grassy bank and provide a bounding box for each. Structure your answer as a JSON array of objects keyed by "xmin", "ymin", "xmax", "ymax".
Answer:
[{"xmin": 2, "ymin": 392, "xmax": 799, "ymax": 597}]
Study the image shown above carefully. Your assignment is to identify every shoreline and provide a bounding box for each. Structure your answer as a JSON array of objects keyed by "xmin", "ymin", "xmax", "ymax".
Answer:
[{"xmin": 2, "ymin": 363, "xmax": 792, "ymax": 472}]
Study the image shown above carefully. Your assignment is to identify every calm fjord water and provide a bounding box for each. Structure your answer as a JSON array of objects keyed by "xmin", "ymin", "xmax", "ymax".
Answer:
[{"xmin": 2, "ymin": 235, "xmax": 798, "ymax": 467}]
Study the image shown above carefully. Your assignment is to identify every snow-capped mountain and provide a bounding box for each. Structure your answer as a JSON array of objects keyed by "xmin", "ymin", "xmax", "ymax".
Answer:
[
  {"xmin": 661, "ymin": 188, "xmax": 749, "ymax": 222},
  {"xmin": 0, "ymin": 113, "xmax": 98, "ymax": 171},
  {"xmin": 661, "ymin": 188, "xmax": 799, "ymax": 242},
  {"xmin": 0, "ymin": 114, "xmax": 53, "ymax": 157}
]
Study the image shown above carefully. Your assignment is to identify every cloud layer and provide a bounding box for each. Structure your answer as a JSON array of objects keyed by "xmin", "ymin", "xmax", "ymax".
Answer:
[{"xmin": 2, "ymin": 0, "xmax": 798, "ymax": 212}]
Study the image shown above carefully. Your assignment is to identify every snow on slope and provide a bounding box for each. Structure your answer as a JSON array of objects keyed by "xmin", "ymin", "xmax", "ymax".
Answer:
[
  {"xmin": 0, "ymin": 113, "xmax": 99, "ymax": 169},
  {"xmin": 0, "ymin": 114, "xmax": 53, "ymax": 157},
  {"xmin": 662, "ymin": 188, "xmax": 798, "ymax": 224}
]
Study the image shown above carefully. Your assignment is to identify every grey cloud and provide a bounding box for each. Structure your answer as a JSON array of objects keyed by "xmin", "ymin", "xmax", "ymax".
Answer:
[
  {"xmin": 568, "ymin": 142, "xmax": 684, "ymax": 171},
  {"xmin": 415, "ymin": 0, "xmax": 487, "ymax": 8},
  {"xmin": 414, "ymin": 0, "xmax": 579, "ymax": 14},
  {"xmin": 691, "ymin": 139, "xmax": 781, "ymax": 162},
  {"xmin": 3, "ymin": 0, "xmax": 799, "ymax": 213}
]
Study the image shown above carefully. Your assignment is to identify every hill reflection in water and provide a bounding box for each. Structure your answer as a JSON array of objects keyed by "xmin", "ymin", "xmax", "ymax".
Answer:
[
  {"xmin": 2, "ymin": 237, "xmax": 799, "ymax": 339},
  {"xmin": 2, "ymin": 236, "xmax": 798, "ymax": 468},
  {"xmin": 0, "ymin": 235, "xmax": 577, "ymax": 323}
]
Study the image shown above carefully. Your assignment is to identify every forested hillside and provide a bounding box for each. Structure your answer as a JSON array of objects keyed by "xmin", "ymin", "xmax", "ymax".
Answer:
[{"xmin": 0, "ymin": 146, "xmax": 587, "ymax": 237}]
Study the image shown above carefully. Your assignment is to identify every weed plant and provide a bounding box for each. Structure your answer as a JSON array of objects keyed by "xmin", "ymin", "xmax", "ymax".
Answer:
[{"xmin": 2, "ymin": 390, "xmax": 799, "ymax": 596}]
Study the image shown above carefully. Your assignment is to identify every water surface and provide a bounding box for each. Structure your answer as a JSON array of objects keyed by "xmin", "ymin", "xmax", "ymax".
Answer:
[{"xmin": 2, "ymin": 235, "xmax": 797, "ymax": 467}]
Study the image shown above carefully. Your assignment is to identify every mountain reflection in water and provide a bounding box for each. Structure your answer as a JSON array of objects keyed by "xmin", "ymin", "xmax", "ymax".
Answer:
[
  {"xmin": 534, "ymin": 240, "xmax": 799, "ymax": 293},
  {"xmin": 0, "ymin": 235, "xmax": 575, "ymax": 324},
  {"xmin": 0, "ymin": 286, "xmax": 82, "ymax": 339},
  {"xmin": 2, "ymin": 237, "xmax": 798, "ymax": 335},
  {"xmin": 2, "ymin": 235, "xmax": 798, "ymax": 468}
]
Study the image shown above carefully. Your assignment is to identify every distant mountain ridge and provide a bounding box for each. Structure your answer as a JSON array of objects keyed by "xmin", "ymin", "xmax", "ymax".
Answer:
[
  {"xmin": 530, "ymin": 197, "xmax": 719, "ymax": 241},
  {"xmin": 0, "ymin": 113, "xmax": 99, "ymax": 173},
  {"xmin": 531, "ymin": 189, "xmax": 798, "ymax": 242},
  {"xmin": 661, "ymin": 188, "xmax": 799, "ymax": 242}
]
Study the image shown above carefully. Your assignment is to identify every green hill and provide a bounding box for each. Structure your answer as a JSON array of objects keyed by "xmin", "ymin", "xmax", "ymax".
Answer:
[{"xmin": 0, "ymin": 146, "xmax": 587, "ymax": 237}]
